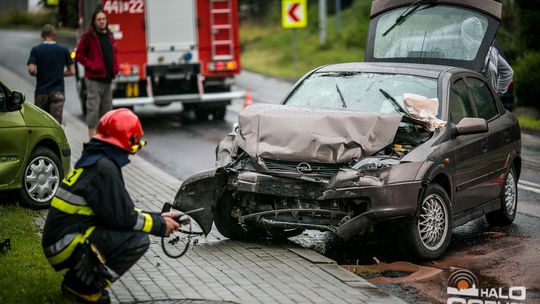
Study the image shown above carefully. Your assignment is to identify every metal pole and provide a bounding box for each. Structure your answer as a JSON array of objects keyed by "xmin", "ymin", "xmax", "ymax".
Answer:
[
  {"xmin": 319, "ymin": 0, "xmax": 327, "ymax": 45},
  {"xmin": 335, "ymin": 0, "xmax": 341, "ymax": 30},
  {"xmin": 293, "ymin": 29, "xmax": 298, "ymax": 71}
]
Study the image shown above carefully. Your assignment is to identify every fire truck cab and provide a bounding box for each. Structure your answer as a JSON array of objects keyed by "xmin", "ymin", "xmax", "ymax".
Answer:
[{"xmin": 75, "ymin": 0, "xmax": 244, "ymax": 120}]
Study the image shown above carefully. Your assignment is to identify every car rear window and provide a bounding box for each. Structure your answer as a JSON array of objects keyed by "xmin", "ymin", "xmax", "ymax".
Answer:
[
  {"xmin": 284, "ymin": 72, "xmax": 439, "ymax": 116},
  {"xmin": 374, "ymin": 5, "xmax": 489, "ymax": 61}
]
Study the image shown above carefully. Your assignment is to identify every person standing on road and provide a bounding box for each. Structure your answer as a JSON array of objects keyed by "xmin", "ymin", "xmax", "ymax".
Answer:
[
  {"xmin": 27, "ymin": 24, "xmax": 75, "ymax": 124},
  {"xmin": 76, "ymin": 9, "xmax": 119, "ymax": 138},
  {"xmin": 460, "ymin": 17, "xmax": 513, "ymax": 95},
  {"xmin": 483, "ymin": 41, "xmax": 514, "ymax": 96},
  {"xmin": 42, "ymin": 109, "xmax": 182, "ymax": 304}
]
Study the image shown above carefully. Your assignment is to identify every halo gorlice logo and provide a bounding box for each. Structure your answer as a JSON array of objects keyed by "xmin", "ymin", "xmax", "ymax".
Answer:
[{"xmin": 447, "ymin": 269, "xmax": 527, "ymax": 304}]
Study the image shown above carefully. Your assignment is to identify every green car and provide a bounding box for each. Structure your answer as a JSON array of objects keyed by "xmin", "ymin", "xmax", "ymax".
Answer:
[{"xmin": 0, "ymin": 80, "xmax": 70, "ymax": 209}]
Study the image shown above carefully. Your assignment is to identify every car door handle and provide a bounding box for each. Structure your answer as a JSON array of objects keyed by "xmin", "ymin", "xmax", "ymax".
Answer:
[{"xmin": 481, "ymin": 141, "xmax": 487, "ymax": 153}]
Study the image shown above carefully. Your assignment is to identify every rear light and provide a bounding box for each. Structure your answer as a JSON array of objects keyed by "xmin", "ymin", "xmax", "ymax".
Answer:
[
  {"xmin": 508, "ymin": 81, "xmax": 514, "ymax": 90},
  {"xmin": 119, "ymin": 64, "xmax": 140, "ymax": 76},
  {"xmin": 208, "ymin": 60, "xmax": 238, "ymax": 72}
]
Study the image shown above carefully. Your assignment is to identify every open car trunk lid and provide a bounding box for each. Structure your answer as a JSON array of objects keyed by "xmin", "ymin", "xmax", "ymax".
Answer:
[
  {"xmin": 365, "ymin": 0, "xmax": 502, "ymax": 72},
  {"xmin": 234, "ymin": 104, "xmax": 403, "ymax": 163}
]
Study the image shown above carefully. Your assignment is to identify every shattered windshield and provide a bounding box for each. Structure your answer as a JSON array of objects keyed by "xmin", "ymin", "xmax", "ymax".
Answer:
[
  {"xmin": 284, "ymin": 72, "xmax": 438, "ymax": 116},
  {"xmin": 374, "ymin": 5, "xmax": 489, "ymax": 61}
]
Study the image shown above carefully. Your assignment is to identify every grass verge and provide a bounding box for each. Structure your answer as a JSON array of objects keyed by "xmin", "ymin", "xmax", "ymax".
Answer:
[
  {"xmin": 239, "ymin": 1, "xmax": 370, "ymax": 79},
  {"xmin": 0, "ymin": 204, "xmax": 69, "ymax": 304},
  {"xmin": 0, "ymin": 10, "xmax": 56, "ymax": 29},
  {"xmin": 518, "ymin": 117, "xmax": 540, "ymax": 131}
]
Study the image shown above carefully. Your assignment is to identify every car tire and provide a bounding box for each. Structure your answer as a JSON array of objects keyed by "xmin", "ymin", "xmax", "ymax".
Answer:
[
  {"xmin": 214, "ymin": 192, "xmax": 261, "ymax": 240},
  {"xmin": 399, "ymin": 183, "xmax": 452, "ymax": 260},
  {"xmin": 18, "ymin": 147, "xmax": 62, "ymax": 210},
  {"xmin": 486, "ymin": 167, "xmax": 517, "ymax": 226}
]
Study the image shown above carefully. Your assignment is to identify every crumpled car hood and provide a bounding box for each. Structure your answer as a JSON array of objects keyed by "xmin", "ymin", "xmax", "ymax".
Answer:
[{"xmin": 234, "ymin": 104, "xmax": 403, "ymax": 163}]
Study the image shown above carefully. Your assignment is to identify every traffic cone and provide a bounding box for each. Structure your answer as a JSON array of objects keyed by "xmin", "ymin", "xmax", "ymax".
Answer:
[{"xmin": 243, "ymin": 86, "xmax": 253, "ymax": 109}]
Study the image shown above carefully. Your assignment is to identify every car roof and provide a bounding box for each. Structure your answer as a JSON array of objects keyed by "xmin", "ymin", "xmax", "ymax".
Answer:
[{"xmin": 315, "ymin": 62, "xmax": 472, "ymax": 79}]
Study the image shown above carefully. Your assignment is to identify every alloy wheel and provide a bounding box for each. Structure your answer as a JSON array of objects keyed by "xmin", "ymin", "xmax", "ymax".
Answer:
[
  {"xmin": 417, "ymin": 193, "xmax": 449, "ymax": 251},
  {"xmin": 504, "ymin": 171, "xmax": 517, "ymax": 216}
]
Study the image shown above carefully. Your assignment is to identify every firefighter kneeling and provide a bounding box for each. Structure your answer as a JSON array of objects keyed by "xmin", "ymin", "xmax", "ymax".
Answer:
[{"xmin": 42, "ymin": 109, "xmax": 181, "ymax": 303}]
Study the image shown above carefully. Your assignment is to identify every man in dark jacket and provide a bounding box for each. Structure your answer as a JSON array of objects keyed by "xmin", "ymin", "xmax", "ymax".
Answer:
[
  {"xmin": 27, "ymin": 24, "xmax": 75, "ymax": 124},
  {"xmin": 42, "ymin": 109, "xmax": 181, "ymax": 303},
  {"xmin": 76, "ymin": 9, "xmax": 119, "ymax": 138}
]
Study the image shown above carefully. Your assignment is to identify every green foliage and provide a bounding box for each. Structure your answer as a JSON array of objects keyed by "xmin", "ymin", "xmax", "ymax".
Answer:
[
  {"xmin": 240, "ymin": 0, "xmax": 369, "ymax": 78},
  {"xmin": 0, "ymin": 205, "xmax": 69, "ymax": 304},
  {"xmin": 514, "ymin": 0, "xmax": 540, "ymax": 52},
  {"xmin": 513, "ymin": 52, "xmax": 540, "ymax": 111},
  {"xmin": 0, "ymin": 10, "xmax": 56, "ymax": 29},
  {"xmin": 517, "ymin": 117, "xmax": 540, "ymax": 131}
]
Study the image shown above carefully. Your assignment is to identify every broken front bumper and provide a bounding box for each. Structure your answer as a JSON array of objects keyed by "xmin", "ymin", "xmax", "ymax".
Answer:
[
  {"xmin": 232, "ymin": 170, "xmax": 422, "ymax": 239},
  {"xmin": 173, "ymin": 166, "xmax": 424, "ymax": 239}
]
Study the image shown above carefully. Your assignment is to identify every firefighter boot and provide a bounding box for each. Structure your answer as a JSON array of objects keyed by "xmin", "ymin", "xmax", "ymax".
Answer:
[{"xmin": 61, "ymin": 271, "xmax": 111, "ymax": 304}]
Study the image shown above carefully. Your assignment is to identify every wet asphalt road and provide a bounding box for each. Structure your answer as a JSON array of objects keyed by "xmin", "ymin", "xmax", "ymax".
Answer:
[{"xmin": 1, "ymin": 29, "xmax": 539, "ymax": 303}]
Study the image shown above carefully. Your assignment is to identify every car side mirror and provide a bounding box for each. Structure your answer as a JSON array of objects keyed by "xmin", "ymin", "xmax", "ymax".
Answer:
[
  {"xmin": 7, "ymin": 91, "xmax": 25, "ymax": 111},
  {"xmin": 455, "ymin": 117, "xmax": 488, "ymax": 136}
]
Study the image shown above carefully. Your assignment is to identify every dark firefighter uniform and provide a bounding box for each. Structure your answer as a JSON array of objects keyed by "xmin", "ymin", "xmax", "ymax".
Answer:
[{"xmin": 41, "ymin": 110, "xmax": 170, "ymax": 303}]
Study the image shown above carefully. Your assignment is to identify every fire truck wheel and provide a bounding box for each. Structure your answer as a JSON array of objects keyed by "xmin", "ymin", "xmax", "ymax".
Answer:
[
  {"xmin": 212, "ymin": 106, "xmax": 227, "ymax": 120},
  {"xmin": 195, "ymin": 108, "xmax": 210, "ymax": 121}
]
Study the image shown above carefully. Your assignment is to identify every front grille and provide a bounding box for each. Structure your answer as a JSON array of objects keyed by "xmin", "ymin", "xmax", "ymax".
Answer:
[{"xmin": 263, "ymin": 159, "xmax": 344, "ymax": 177}]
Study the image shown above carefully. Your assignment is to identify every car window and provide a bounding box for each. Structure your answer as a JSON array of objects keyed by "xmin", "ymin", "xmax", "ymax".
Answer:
[
  {"xmin": 0, "ymin": 85, "xmax": 6, "ymax": 112},
  {"xmin": 449, "ymin": 79, "xmax": 475, "ymax": 124},
  {"xmin": 284, "ymin": 72, "xmax": 438, "ymax": 116},
  {"xmin": 374, "ymin": 5, "xmax": 489, "ymax": 61},
  {"xmin": 466, "ymin": 77, "xmax": 498, "ymax": 121}
]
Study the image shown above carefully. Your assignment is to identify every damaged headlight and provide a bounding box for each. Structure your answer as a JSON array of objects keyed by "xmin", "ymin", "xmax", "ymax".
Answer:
[
  {"xmin": 231, "ymin": 153, "xmax": 256, "ymax": 171},
  {"xmin": 352, "ymin": 157, "xmax": 400, "ymax": 170}
]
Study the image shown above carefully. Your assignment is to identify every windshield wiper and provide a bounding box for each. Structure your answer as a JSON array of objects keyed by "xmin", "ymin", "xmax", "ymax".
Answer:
[
  {"xmin": 378, "ymin": 88, "xmax": 410, "ymax": 117},
  {"xmin": 382, "ymin": 0, "xmax": 437, "ymax": 37},
  {"xmin": 336, "ymin": 84, "xmax": 347, "ymax": 108}
]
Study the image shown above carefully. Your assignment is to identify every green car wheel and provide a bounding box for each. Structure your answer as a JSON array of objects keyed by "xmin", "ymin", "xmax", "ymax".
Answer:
[{"xmin": 19, "ymin": 147, "xmax": 62, "ymax": 209}]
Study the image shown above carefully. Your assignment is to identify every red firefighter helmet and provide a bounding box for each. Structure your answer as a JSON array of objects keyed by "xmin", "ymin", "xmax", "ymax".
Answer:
[{"xmin": 94, "ymin": 109, "xmax": 146, "ymax": 154}]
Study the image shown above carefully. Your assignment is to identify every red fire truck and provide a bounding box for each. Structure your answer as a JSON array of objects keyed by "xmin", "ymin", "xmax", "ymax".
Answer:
[{"xmin": 75, "ymin": 0, "xmax": 243, "ymax": 120}]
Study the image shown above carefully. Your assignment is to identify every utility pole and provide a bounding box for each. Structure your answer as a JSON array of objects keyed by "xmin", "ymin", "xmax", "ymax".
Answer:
[
  {"xmin": 319, "ymin": 0, "xmax": 327, "ymax": 45},
  {"xmin": 335, "ymin": 0, "xmax": 342, "ymax": 30}
]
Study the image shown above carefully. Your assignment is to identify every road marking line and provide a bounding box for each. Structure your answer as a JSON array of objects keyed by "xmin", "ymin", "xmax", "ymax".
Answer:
[
  {"xmin": 519, "ymin": 180, "xmax": 540, "ymax": 188},
  {"xmin": 518, "ymin": 184, "xmax": 540, "ymax": 195}
]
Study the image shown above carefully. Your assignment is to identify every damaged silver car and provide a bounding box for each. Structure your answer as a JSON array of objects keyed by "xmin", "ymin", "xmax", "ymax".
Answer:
[{"xmin": 173, "ymin": 0, "xmax": 521, "ymax": 260}]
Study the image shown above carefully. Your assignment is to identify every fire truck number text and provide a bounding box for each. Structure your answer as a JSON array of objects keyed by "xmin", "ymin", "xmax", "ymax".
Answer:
[{"xmin": 103, "ymin": 0, "xmax": 144, "ymax": 14}]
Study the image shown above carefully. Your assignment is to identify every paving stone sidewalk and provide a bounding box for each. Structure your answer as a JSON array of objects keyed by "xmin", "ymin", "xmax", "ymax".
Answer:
[
  {"xmin": 61, "ymin": 114, "xmax": 404, "ymax": 304},
  {"xmin": 1, "ymin": 65, "xmax": 404, "ymax": 304}
]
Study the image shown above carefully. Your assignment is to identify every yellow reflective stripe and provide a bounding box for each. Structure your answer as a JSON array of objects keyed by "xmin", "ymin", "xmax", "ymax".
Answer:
[
  {"xmin": 63, "ymin": 168, "xmax": 84, "ymax": 186},
  {"xmin": 63, "ymin": 285, "xmax": 103, "ymax": 302},
  {"xmin": 47, "ymin": 226, "xmax": 96, "ymax": 265},
  {"xmin": 142, "ymin": 213, "xmax": 153, "ymax": 233},
  {"xmin": 51, "ymin": 197, "xmax": 94, "ymax": 216}
]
